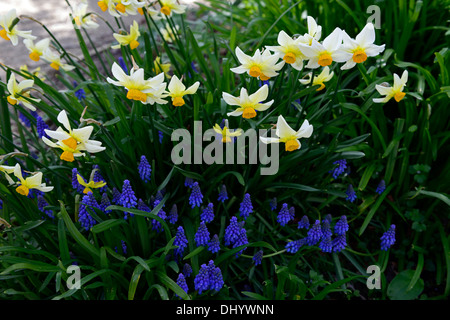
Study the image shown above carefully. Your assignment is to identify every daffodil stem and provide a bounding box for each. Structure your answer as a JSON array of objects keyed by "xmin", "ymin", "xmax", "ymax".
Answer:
[{"xmin": 357, "ymin": 63, "xmax": 370, "ymax": 86}]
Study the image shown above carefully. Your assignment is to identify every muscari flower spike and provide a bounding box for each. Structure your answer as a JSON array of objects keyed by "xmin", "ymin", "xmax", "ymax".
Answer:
[
  {"xmin": 184, "ymin": 177, "xmax": 195, "ymax": 188},
  {"xmin": 232, "ymin": 228, "xmax": 248, "ymax": 257},
  {"xmin": 72, "ymin": 168, "xmax": 85, "ymax": 193},
  {"xmin": 189, "ymin": 182, "xmax": 203, "ymax": 208},
  {"xmin": 253, "ymin": 250, "xmax": 263, "ymax": 266},
  {"xmin": 269, "ymin": 197, "xmax": 277, "ymax": 211},
  {"xmin": 119, "ymin": 179, "xmax": 137, "ymax": 219},
  {"xmin": 239, "ymin": 193, "xmax": 253, "ymax": 220},
  {"xmin": 321, "ymin": 220, "xmax": 332, "ymax": 239},
  {"xmin": 100, "ymin": 192, "xmax": 112, "ymax": 214},
  {"xmin": 175, "ymin": 273, "xmax": 189, "ymax": 299},
  {"xmin": 36, "ymin": 115, "xmax": 49, "ymax": 139},
  {"xmin": 319, "ymin": 236, "xmax": 333, "ymax": 253},
  {"xmin": 174, "ymin": 226, "xmax": 188, "ymax": 259},
  {"xmin": 183, "ymin": 263, "xmax": 193, "ymax": 278},
  {"xmin": 380, "ymin": 224, "xmax": 396, "ymax": 251},
  {"xmin": 78, "ymin": 192, "xmax": 100, "ymax": 231},
  {"xmin": 195, "ymin": 221, "xmax": 210, "ymax": 247},
  {"xmin": 306, "ymin": 220, "xmax": 323, "ymax": 246},
  {"xmin": 37, "ymin": 195, "xmax": 54, "ymax": 219},
  {"xmin": 194, "ymin": 260, "xmax": 224, "ymax": 294},
  {"xmin": 92, "ymin": 165, "xmax": 107, "ymax": 193},
  {"xmin": 151, "ymin": 200, "xmax": 167, "ymax": 233},
  {"xmin": 376, "ymin": 179, "xmax": 386, "ymax": 195},
  {"xmin": 332, "ymin": 234, "xmax": 347, "ymax": 252},
  {"xmin": 73, "ymin": 81, "xmax": 86, "ymax": 101},
  {"xmin": 112, "ymin": 187, "xmax": 121, "ymax": 204},
  {"xmin": 138, "ymin": 155, "xmax": 152, "ymax": 183},
  {"xmin": 200, "ymin": 203, "xmax": 215, "ymax": 224},
  {"xmin": 286, "ymin": 238, "xmax": 306, "ymax": 254},
  {"xmin": 217, "ymin": 184, "xmax": 228, "ymax": 202},
  {"xmin": 345, "ymin": 184, "xmax": 357, "ymax": 203},
  {"xmin": 168, "ymin": 204, "xmax": 178, "ymax": 224},
  {"xmin": 298, "ymin": 215, "xmax": 310, "ymax": 229},
  {"xmin": 334, "ymin": 215, "xmax": 349, "ymax": 235},
  {"xmin": 208, "ymin": 234, "xmax": 220, "ymax": 254},
  {"xmin": 330, "ymin": 159, "xmax": 347, "ymax": 179},
  {"xmin": 277, "ymin": 203, "xmax": 292, "ymax": 227},
  {"xmin": 224, "ymin": 216, "xmax": 242, "ymax": 246}
]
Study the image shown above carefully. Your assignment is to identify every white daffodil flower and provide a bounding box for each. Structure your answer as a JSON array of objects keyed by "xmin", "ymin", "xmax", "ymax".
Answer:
[
  {"xmin": 298, "ymin": 28, "xmax": 352, "ymax": 69},
  {"xmin": 112, "ymin": 20, "xmax": 140, "ymax": 50},
  {"xmin": 113, "ymin": 0, "xmax": 145, "ymax": 16},
  {"xmin": 231, "ymin": 47, "xmax": 285, "ymax": 81},
  {"xmin": 107, "ymin": 62, "xmax": 168, "ymax": 104},
  {"xmin": 373, "ymin": 70, "xmax": 408, "ymax": 103},
  {"xmin": 6, "ymin": 73, "xmax": 41, "ymax": 111},
  {"xmin": 302, "ymin": 16, "xmax": 322, "ymax": 45},
  {"xmin": 159, "ymin": 0, "xmax": 187, "ymax": 16},
  {"xmin": 223, "ymin": 84, "xmax": 274, "ymax": 119},
  {"xmin": 13, "ymin": 164, "xmax": 54, "ymax": 196},
  {"xmin": 43, "ymin": 110, "xmax": 105, "ymax": 162},
  {"xmin": 23, "ymin": 38, "xmax": 51, "ymax": 62},
  {"xmin": 299, "ymin": 66, "xmax": 334, "ymax": 91},
  {"xmin": 72, "ymin": 3, "xmax": 99, "ymax": 29},
  {"xmin": 0, "ymin": 9, "xmax": 36, "ymax": 46},
  {"xmin": 260, "ymin": 115, "xmax": 313, "ymax": 152},
  {"xmin": 42, "ymin": 49, "xmax": 76, "ymax": 71},
  {"xmin": 167, "ymin": 75, "xmax": 200, "ymax": 107},
  {"xmin": 340, "ymin": 23, "xmax": 385, "ymax": 70},
  {"xmin": 266, "ymin": 31, "xmax": 307, "ymax": 71},
  {"xmin": 0, "ymin": 163, "xmax": 16, "ymax": 185},
  {"xmin": 160, "ymin": 23, "xmax": 179, "ymax": 43},
  {"xmin": 213, "ymin": 120, "xmax": 243, "ymax": 143},
  {"xmin": 97, "ymin": 0, "xmax": 117, "ymax": 16}
]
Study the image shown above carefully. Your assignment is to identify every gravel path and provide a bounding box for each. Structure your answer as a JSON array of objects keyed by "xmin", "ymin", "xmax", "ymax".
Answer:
[{"xmin": 0, "ymin": 0, "xmax": 199, "ymax": 79}]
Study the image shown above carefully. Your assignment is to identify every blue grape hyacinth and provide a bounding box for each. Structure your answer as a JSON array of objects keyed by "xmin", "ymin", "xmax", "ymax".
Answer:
[
  {"xmin": 319, "ymin": 236, "xmax": 333, "ymax": 253},
  {"xmin": 286, "ymin": 239, "xmax": 306, "ymax": 254},
  {"xmin": 200, "ymin": 203, "xmax": 214, "ymax": 223},
  {"xmin": 253, "ymin": 250, "xmax": 263, "ymax": 266},
  {"xmin": 100, "ymin": 192, "xmax": 112, "ymax": 214},
  {"xmin": 174, "ymin": 226, "xmax": 188, "ymax": 259},
  {"xmin": 151, "ymin": 200, "xmax": 167, "ymax": 233},
  {"xmin": 217, "ymin": 184, "xmax": 228, "ymax": 202},
  {"xmin": 195, "ymin": 221, "xmax": 210, "ymax": 247},
  {"xmin": 194, "ymin": 260, "xmax": 224, "ymax": 294},
  {"xmin": 334, "ymin": 215, "xmax": 349, "ymax": 235},
  {"xmin": 321, "ymin": 220, "xmax": 332, "ymax": 239},
  {"xmin": 306, "ymin": 220, "xmax": 323, "ymax": 246},
  {"xmin": 269, "ymin": 197, "xmax": 277, "ymax": 211},
  {"xmin": 37, "ymin": 195, "xmax": 54, "ymax": 219},
  {"xmin": 345, "ymin": 184, "xmax": 357, "ymax": 203},
  {"xmin": 168, "ymin": 204, "xmax": 178, "ymax": 224},
  {"xmin": 332, "ymin": 234, "xmax": 347, "ymax": 252},
  {"xmin": 189, "ymin": 182, "xmax": 203, "ymax": 208},
  {"xmin": 298, "ymin": 215, "xmax": 310, "ymax": 229},
  {"xmin": 380, "ymin": 224, "xmax": 396, "ymax": 251},
  {"xmin": 376, "ymin": 179, "xmax": 386, "ymax": 195},
  {"xmin": 138, "ymin": 155, "xmax": 152, "ymax": 183},
  {"xmin": 183, "ymin": 263, "xmax": 192, "ymax": 278},
  {"xmin": 119, "ymin": 180, "xmax": 137, "ymax": 219},
  {"xmin": 239, "ymin": 193, "xmax": 253, "ymax": 220},
  {"xmin": 232, "ymin": 228, "xmax": 249, "ymax": 257},
  {"xmin": 176, "ymin": 273, "xmax": 189, "ymax": 299},
  {"xmin": 277, "ymin": 203, "xmax": 292, "ymax": 226},
  {"xmin": 208, "ymin": 234, "xmax": 220, "ymax": 254},
  {"xmin": 184, "ymin": 177, "xmax": 195, "ymax": 188},
  {"xmin": 330, "ymin": 159, "xmax": 347, "ymax": 179},
  {"xmin": 224, "ymin": 216, "xmax": 242, "ymax": 246},
  {"xmin": 78, "ymin": 192, "xmax": 100, "ymax": 231}
]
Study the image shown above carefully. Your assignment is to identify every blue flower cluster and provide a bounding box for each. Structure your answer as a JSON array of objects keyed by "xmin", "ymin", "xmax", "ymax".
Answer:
[
  {"xmin": 286, "ymin": 215, "xmax": 350, "ymax": 253},
  {"xmin": 194, "ymin": 260, "xmax": 224, "ymax": 294}
]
